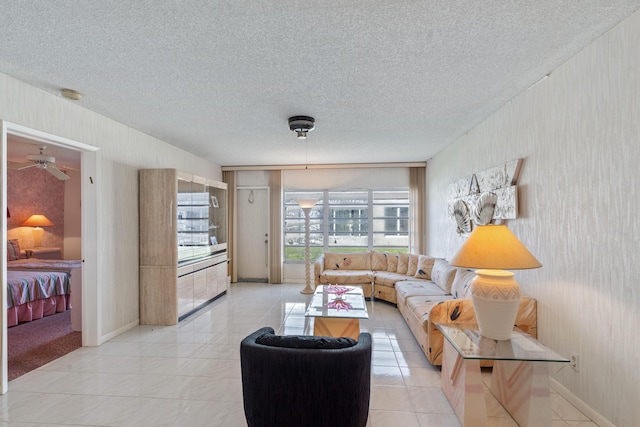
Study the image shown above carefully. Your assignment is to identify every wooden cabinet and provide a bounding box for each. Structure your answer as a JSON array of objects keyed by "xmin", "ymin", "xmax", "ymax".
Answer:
[{"xmin": 139, "ymin": 169, "xmax": 228, "ymax": 325}]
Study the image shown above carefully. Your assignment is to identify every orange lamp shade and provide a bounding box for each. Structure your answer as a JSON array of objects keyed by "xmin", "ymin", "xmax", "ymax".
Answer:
[
  {"xmin": 449, "ymin": 224, "xmax": 541, "ymax": 270},
  {"xmin": 21, "ymin": 214, "xmax": 55, "ymax": 228}
]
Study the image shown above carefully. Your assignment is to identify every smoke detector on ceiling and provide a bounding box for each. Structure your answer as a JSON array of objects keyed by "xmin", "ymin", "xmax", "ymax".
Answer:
[
  {"xmin": 61, "ymin": 88, "xmax": 82, "ymax": 101},
  {"xmin": 288, "ymin": 116, "xmax": 315, "ymax": 139}
]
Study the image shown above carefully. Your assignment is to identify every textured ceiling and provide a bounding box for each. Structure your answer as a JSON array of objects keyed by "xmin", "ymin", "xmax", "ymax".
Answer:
[{"xmin": 1, "ymin": 1, "xmax": 638, "ymax": 167}]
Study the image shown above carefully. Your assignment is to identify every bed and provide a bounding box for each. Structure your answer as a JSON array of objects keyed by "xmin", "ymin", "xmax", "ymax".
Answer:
[{"xmin": 6, "ymin": 259, "xmax": 82, "ymax": 328}]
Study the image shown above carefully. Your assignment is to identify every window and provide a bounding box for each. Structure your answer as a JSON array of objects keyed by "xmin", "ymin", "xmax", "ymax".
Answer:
[
  {"xmin": 284, "ymin": 191, "xmax": 324, "ymax": 261},
  {"xmin": 372, "ymin": 190, "xmax": 409, "ymax": 251},
  {"xmin": 284, "ymin": 189, "xmax": 409, "ymax": 261}
]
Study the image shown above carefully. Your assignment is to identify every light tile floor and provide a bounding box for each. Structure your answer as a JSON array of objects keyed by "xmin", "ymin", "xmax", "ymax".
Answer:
[{"xmin": 2, "ymin": 283, "xmax": 597, "ymax": 426}]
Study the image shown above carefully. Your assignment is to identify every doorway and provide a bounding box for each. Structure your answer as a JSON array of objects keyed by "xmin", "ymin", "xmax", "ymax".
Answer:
[
  {"xmin": 237, "ymin": 188, "xmax": 269, "ymax": 282},
  {"xmin": 1, "ymin": 121, "xmax": 99, "ymax": 392}
]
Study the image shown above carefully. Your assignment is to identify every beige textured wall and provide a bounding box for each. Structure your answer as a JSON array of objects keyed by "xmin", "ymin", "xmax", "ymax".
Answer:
[
  {"xmin": 0, "ymin": 73, "xmax": 222, "ymax": 339},
  {"xmin": 426, "ymin": 10, "xmax": 639, "ymax": 426}
]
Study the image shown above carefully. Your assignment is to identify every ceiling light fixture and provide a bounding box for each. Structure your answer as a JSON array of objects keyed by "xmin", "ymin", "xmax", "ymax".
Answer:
[
  {"xmin": 288, "ymin": 116, "xmax": 315, "ymax": 139},
  {"xmin": 61, "ymin": 88, "xmax": 82, "ymax": 101}
]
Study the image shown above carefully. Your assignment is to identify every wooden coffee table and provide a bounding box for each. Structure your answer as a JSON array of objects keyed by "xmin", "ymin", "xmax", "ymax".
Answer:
[{"xmin": 304, "ymin": 285, "xmax": 369, "ymax": 340}]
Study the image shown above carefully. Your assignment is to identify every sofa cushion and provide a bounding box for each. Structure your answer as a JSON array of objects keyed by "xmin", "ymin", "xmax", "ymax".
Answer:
[
  {"xmin": 396, "ymin": 281, "xmax": 449, "ymax": 305},
  {"xmin": 397, "ymin": 253, "xmax": 409, "ymax": 274},
  {"xmin": 385, "ymin": 252, "xmax": 398, "ymax": 272},
  {"xmin": 374, "ymin": 271, "xmax": 428, "ymax": 286},
  {"xmin": 371, "ymin": 251, "xmax": 387, "ymax": 271},
  {"xmin": 414, "ymin": 255, "xmax": 436, "ymax": 280},
  {"xmin": 450, "ymin": 269, "xmax": 476, "ymax": 299},
  {"xmin": 431, "ymin": 259, "xmax": 457, "ymax": 293},
  {"xmin": 407, "ymin": 254, "xmax": 420, "ymax": 276},
  {"xmin": 324, "ymin": 252, "xmax": 371, "ymax": 270},
  {"xmin": 406, "ymin": 295, "xmax": 456, "ymax": 327},
  {"xmin": 320, "ymin": 270, "xmax": 374, "ymax": 285}
]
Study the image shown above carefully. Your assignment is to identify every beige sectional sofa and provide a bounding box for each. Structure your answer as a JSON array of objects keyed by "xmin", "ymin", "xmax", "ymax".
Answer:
[
  {"xmin": 314, "ymin": 251, "xmax": 441, "ymax": 304},
  {"xmin": 314, "ymin": 251, "xmax": 538, "ymax": 366}
]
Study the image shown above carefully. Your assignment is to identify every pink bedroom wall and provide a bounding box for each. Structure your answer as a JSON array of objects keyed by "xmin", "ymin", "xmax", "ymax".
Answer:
[{"xmin": 7, "ymin": 167, "xmax": 65, "ymax": 252}]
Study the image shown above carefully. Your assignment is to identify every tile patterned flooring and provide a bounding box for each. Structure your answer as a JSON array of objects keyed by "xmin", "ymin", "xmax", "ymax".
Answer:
[{"xmin": 2, "ymin": 283, "xmax": 598, "ymax": 426}]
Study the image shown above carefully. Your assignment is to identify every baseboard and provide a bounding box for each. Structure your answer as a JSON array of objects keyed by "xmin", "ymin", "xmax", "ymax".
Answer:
[
  {"xmin": 99, "ymin": 319, "xmax": 139, "ymax": 345},
  {"xmin": 550, "ymin": 378, "xmax": 616, "ymax": 427}
]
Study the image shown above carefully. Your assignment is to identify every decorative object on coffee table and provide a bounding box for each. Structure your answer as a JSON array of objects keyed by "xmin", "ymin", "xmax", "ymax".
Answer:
[
  {"xmin": 449, "ymin": 224, "xmax": 541, "ymax": 340},
  {"xmin": 305, "ymin": 285, "xmax": 368, "ymax": 339}
]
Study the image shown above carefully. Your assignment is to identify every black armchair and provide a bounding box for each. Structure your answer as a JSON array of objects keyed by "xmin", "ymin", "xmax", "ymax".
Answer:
[{"xmin": 240, "ymin": 326, "xmax": 372, "ymax": 427}]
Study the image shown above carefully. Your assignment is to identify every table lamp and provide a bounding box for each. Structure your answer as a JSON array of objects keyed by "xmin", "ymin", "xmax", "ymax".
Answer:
[
  {"xmin": 296, "ymin": 198, "xmax": 319, "ymax": 294},
  {"xmin": 449, "ymin": 224, "xmax": 541, "ymax": 340},
  {"xmin": 21, "ymin": 214, "xmax": 55, "ymax": 248}
]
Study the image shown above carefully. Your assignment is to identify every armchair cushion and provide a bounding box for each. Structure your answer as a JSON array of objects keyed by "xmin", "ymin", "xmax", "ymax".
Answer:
[{"xmin": 255, "ymin": 332, "xmax": 357, "ymax": 349}]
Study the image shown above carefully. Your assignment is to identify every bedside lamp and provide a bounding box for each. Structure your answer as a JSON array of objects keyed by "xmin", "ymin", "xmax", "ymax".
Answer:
[
  {"xmin": 449, "ymin": 224, "xmax": 541, "ymax": 340},
  {"xmin": 21, "ymin": 214, "xmax": 55, "ymax": 248},
  {"xmin": 296, "ymin": 198, "xmax": 319, "ymax": 294}
]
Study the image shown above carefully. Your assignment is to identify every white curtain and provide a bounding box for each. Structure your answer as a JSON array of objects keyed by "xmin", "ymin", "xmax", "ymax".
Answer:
[
  {"xmin": 222, "ymin": 170, "xmax": 237, "ymax": 283},
  {"xmin": 268, "ymin": 170, "xmax": 283, "ymax": 283},
  {"xmin": 409, "ymin": 166, "xmax": 426, "ymax": 254}
]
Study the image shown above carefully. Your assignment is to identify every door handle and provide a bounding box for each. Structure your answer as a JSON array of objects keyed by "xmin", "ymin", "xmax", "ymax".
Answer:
[{"xmin": 264, "ymin": 236, "xmax": 268, "ymax": 268}]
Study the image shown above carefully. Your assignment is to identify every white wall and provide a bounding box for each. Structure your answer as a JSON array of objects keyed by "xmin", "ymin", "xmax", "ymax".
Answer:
[
  {"xmin": 284, "ymin": 167, "xmax": 409, "ymax": 190},
  {"xmin": 425, "ymin": 10, "xmax": 640, "ymax": 426},
  {"xmin": 0, "ymin": 72, "xmax": 222, "ymax": 341}
]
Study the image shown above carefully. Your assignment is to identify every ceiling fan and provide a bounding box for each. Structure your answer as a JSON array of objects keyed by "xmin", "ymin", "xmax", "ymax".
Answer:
[{"xmin": 8, "ymin": 146, "xmax": 70, "ymax": 180}]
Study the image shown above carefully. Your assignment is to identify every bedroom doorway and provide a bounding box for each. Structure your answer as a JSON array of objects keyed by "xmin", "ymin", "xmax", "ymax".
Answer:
[{"xmin": 1, "ymin": 121, "xmax": 99, "ymax": 392}]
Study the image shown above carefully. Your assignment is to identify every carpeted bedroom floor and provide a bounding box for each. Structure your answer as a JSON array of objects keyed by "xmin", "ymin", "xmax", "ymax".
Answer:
[{"xmin": 7, "ymin": 310, "xmax": 81, "ymax": 381}]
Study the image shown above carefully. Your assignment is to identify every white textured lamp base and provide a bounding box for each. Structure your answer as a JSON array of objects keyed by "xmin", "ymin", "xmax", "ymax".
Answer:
[{"xmin": 471, "ymin": 269, "xmax": 520, "ymax": 340}]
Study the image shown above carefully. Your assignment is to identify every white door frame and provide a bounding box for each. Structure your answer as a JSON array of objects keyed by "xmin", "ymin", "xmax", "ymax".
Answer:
[{"xmin": 0, "ymin": 121, "xmax": 99, "ymax": 393}]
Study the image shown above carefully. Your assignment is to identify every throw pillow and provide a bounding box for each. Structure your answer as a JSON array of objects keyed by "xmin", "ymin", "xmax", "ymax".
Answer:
[
  {"xmin": 256, "ymin": 333, "xmax": 357, "ymax": 349},
  {"xmin": 407, "ymin": 254, "xmax": 420, "ymax": 276},
  {"xmin": 385, "ymin": 252, "xmax": 398, "ymax": 272},
  {"xmin": 431, "ymin": 258, "xmax": 457, "ymax": 293},
  {"xmin": 450, "ymin": 269, "xmax": 476, "ymax": 299},
  {"xmin": 7, "ymin": 239, "xmax": 20, "ymax": 261},
  {"xmin": 414, "ymin": 255, "xmax": 436, "ymax": 280},
  {"xmin": 371, "ymin": 251, "xmax": 387, "ymax": 271},
  {"xmin": 396, "ymin": 252, "xmax": 409, "ymax": 274}
]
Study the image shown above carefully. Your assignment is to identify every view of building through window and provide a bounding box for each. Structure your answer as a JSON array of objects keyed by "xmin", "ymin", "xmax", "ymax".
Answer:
[{"xmin": 284, "ymin": 189, "xmax": 409, "ymax": 261}]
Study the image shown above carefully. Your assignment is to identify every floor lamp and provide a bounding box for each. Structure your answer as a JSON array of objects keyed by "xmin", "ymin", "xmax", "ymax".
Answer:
[{"xmin": 296, "ymin": 198, "xmax": 318, "ymax": 294}]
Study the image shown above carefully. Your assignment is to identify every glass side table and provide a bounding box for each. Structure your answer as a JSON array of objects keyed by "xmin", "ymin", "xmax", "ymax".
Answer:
[{"xmin": 436, "ymin": 323, "xmax": 569, "ymax": 427}]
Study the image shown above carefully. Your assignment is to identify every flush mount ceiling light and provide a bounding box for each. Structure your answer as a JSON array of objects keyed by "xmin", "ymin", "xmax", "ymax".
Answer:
[
  {"xmin": 288, "ymin": 116, "xmax": 315, "ymax": 139},
  {"xmin": 60, "ymin": 88, "xmax": 82, "ymax": 101}
]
